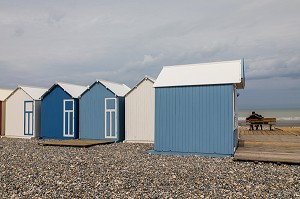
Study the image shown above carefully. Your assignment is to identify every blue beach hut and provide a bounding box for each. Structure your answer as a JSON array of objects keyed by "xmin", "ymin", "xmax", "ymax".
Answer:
[
  {"xmin": 79, "ymin": 80, "xmax": 130, "ymax": 141},
  {"xmin": 41, "ymin": 82, "xmax": 87, "ymax": 139},
  {"xmin": 151, "ymin": 60, "xmax": 245, "ymax": 157}
]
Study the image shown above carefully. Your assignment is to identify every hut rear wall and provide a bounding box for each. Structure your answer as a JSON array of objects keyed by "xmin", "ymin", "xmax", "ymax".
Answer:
[{"xmin": 154, "ymin": 84, "xmax": 234, "ymax": 155}]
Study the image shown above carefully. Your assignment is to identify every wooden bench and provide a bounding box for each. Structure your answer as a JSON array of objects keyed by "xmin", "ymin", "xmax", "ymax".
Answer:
[{"xmin": 246, "ymin": 118, "xmax": 276, "ymax": 130}]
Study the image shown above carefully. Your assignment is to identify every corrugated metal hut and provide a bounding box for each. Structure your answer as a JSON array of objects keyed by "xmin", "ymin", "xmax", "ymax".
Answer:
[
  {"xmin": 4, "ymin": 86, "xmax": 47, "ymax": 138},
  {"xmin": 41, "ymin": 82, "xmax": 87, "ymax": 139},
  {"xmin": 152, "ymin": 60, "xmax": 245, "ymax": 157},
  {"xmin": 79, "ymin": 80, "xmax": 130, "ymax": 141},
  {"xmin": 125, "ymin": 76, "xmax": 155, "ymax": 143},
  {"xmin": 0, "ymin": 89, "xmax": 13, "ymax": 137}
]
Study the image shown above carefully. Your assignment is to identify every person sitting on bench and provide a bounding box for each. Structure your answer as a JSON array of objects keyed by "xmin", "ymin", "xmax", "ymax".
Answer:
[{"xmin": 246, "ymin": 111, "xmax": 264, "ymax": 130}]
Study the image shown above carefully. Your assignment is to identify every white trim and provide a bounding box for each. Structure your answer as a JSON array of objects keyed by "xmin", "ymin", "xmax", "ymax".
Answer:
[
  {"xmin": 104, "ymin": 98, "xmax": 117, "ymax": 138},
  {"xmin": 63, "ymin": 99, "xmax": 75, "ymax": 137},
  {"xmin": 24, "ymin": 100, "xmax": 34, "ymax": 136}
]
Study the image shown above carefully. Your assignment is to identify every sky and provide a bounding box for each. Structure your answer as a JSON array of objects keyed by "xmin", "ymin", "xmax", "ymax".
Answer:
[{"xmin": 0, "ymin": 0, "xmax": 300, "ymax": 109}]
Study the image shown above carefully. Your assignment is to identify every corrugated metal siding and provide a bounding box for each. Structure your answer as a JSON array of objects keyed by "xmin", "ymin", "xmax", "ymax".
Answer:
[
  {"xmin": 125, "ymin": 80, "xmax": 155, "ymax": 143},
  {"xmin": 41, "ymin": 86, "xmax": 79, "ymax": 139},
  {"xmin": 155, "ymin": 84, "xmax": 234, "ymax": 156},
  {"xmin": 5, "ymin": 89, "xmax": 33, "ymax": 138},
  {"xmin": 79, "ymin": 83, "xmax": 124, "ymax": 141}
]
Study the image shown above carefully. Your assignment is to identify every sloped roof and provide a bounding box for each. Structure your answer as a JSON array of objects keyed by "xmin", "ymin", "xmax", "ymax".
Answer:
[
  {"xmin": 99, "ymin": 79, "xmax": 130, "ymax": 97},
  {"xmin": 56, "ymin": 82, "xmax": 87, "ymax": 98},
  {"xmin": 153, "ymin": 59, "xmax": 245, "ymax": 89},
  {"xmin": 125, "ymin": 76, "xmax": 155, "ymax": 97},
  {"xmin": 81, "ymin": 79, "xmax": 130, "ymax": 97},
  {"xmin": 6, "ymin": 86, "xmax": 47, "ymax": 101},
  {"xmin": 21, "ymin": 86, "xmax": 48, "ymax": 100},
  {"xmin": 41, "ymin": 82, "xmax": 87, "ymax": 99},
  {"xmin": 0, "ymin": 89, "xmax": 13, "ymax": 101}
]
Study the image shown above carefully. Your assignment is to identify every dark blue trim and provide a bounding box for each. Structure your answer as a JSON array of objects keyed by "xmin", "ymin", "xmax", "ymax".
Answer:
[
  {"xmin": 24, "ymin": 100, "xmax": 34, "ymax": 136},
  {"xmin": 147, "ymin": 150, "xmax": 232, "ymax": 158}
]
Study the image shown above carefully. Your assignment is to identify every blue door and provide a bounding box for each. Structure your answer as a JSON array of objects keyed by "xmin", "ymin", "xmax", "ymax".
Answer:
[
  {"xmin": 63, "ymin": 99, "xmax": 74, "ymax": 137},
  {"xmin": 24, "ymin": 101, "xmax": 34, "ymax": 135},
  {"xmin": 105, "ymin": 98, "xmax": 117, "ymax": 138}
]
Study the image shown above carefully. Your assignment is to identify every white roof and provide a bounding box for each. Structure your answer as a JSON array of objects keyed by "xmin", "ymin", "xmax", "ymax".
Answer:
[
  {"xmin": 0, "ymin": 89, "xmax": 13, "ymax": 101},
  {"xmin": 57, "ymin": 82, "xmax": 87, "ymax": 98},
  {"xmin": 153, "ymin": 60, "xmax": 245, "ymax": 88},
  {"xmin": 97, "ymin": 79, "xmax": 130, "ymax": 97},
  {"xmin": 125, "ymin": 76, "xmax": 155, "ymax": 97},
  {"xmin": 6, "ymin": 86, "xmax": 47, "ymax": 101},
  {"xmin": 21, "ymin": 86, "xmax": 48, "ymax": 100}
]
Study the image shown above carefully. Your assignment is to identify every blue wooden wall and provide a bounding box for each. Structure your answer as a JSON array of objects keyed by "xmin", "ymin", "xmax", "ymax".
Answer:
[
  {"xmin": 41, "ymin": 86, "xmax": 79, "ymax": 139},
  {"xmin": 79, "ymin": 83, "xmax": 125, "ymax": 141},
  {"xmin": 154, "ymin": 84, "xmax": 234, "ymax": 156}
]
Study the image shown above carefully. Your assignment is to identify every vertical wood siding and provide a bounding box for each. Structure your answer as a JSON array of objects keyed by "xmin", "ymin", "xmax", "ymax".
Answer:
[
  {"xmin": 79, "ymin": 83, "xmax": 125, "ymax": 141},
  {"xmin": 41, "ymin": 86, "xmax": 79, "ymax": 139},
  {"xmin": 125, "ymin": 80, "xmax": 155, "ymax": 143},
  {"xmin": 155, "ymin": 84, "xmax": 234, "ymax": 156},
  {"xmin": 34, "ymin": 101, "xmax": 41, "ymax": 138}
]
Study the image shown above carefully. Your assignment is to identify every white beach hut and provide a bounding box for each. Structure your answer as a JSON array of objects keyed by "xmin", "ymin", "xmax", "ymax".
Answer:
[
  {"xmin": 0, "ymin": 89, "xmax": 13, "ymax": 137},
  {"xmin": 125, "ymin": 76, "xmax": 155, "ymax": 143},
  {"xmin": 5, "ymin": 86, "xmax": 47, "ymax": 138}
]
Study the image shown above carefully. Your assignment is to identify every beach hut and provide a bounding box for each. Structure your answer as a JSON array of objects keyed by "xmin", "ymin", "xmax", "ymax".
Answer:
[
  {"xmin": 79, "ymin": 80, "xmax": 130, "ymax": 141},
  {"xmin": 152, "ymin": 60, "xmax": 245, "ymax": 157},
  {"xmin": 0, "ymin": 89, "xmax": 13, "ymax": 137},
  {"xmin": 125, "ymin": 76, "xmax": 155, "ymax": 143},
  {"xmin": 4, "ymin": 86, "xmax": 47, "ymax": 138},
  {"xmin": 41, "ymin": 82, "xmax": 87, "ymax": 139}
]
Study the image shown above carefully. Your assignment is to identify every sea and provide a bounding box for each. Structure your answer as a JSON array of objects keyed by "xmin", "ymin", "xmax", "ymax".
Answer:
[{"xmin": 238, "ymin": 107, "xmax": 300, "ymax": 127}]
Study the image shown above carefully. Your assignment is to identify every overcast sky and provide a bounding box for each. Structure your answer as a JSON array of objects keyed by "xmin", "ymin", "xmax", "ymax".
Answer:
[{"xmin": 0, "ymin": 0, "xmax": 299, "ymax": 108}]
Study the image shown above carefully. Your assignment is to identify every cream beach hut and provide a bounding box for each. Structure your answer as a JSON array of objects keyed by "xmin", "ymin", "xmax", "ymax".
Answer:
[
  {"xmin": 5, "ymin": 86, "xmax": 47, "ymax": 138},
  {"xmin": 125, "ymin": 76, "xmax": 155, "ymax": 143}
]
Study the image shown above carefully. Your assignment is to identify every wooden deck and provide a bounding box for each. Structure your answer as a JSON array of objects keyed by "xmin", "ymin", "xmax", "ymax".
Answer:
[
  {"xmin": 234, "ymin": 128, "xmax": 300, "ymax": 164},
  {"xmin": 39, "ymin": 140, "xmax": 114, "ymax": 147}
]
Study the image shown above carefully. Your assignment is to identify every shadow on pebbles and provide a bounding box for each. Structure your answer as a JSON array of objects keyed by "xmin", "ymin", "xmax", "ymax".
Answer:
[{"xmin": 0, "ymin": 138, "xmax": 299, "ymax": 198}]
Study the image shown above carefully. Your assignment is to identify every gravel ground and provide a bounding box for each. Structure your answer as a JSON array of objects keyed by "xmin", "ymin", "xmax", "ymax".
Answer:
[{"xmin": 0, "ymin": 138, "xmax": 299, "ymax": 198}]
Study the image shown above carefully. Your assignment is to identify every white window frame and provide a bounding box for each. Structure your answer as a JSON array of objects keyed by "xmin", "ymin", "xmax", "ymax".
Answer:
[
  {"xmin": 63, "ymin": 99, "xmax": 75, "ymax": 137},
  {"xmin": 24, "ymin": 100, "xmax": 35, "ymax": 136},
  {"xmin": 104, "ymin": 98, "xmax": 117, "ymax": 138}
]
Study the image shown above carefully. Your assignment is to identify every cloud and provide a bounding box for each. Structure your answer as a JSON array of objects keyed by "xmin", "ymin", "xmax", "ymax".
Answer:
[{"xmin": 0, "ymin": 0, "xmax": 300, "ymax": 107}]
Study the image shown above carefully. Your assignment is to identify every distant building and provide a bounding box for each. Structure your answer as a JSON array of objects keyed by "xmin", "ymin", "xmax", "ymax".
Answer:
[
  {"xmin": 5, "ymin": 86, "xmax": 47, "ymax": 138},
  {"xmin": 151, "ymin": 60, "xmax": 245, "ymax": 157},
  {"xmin": 79, "ymin": 80, "xmax": 130, "ymax": 141},
  {"xmin": 125, "ymin": 76, "xmax": 155, "ymax": 143},
  {"xmin": 0, "ymin": 89, "xmax": 13, "ymax": 137},
  {"xmin": 41, "ymin": 82, "xmax": 87, "ymax": 139}
]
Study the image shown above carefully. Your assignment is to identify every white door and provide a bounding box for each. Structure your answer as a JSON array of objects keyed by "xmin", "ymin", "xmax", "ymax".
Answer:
[
  {"xmin": 24, "ymin": 101, "xmax": 34, "ymax": 135},
  {"xmin": 63, "ymin": 99, "xmax": 74, "ymax": 137},
  {"xmin": 105, "ymin": 98, "xmax": 117, "ymax": 138}
]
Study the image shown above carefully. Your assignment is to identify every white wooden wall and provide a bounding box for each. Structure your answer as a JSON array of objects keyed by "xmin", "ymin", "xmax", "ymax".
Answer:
[
  {"xmin": 125, "ymin": 79, "xmax": 154, "ymax": 143},
  {"xmin": 5, "ymin": 89, "xmax": 38, "ymax": 138}
]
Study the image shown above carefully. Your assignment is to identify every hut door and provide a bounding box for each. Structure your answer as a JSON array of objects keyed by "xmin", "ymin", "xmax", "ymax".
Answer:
[
  {"xmin": 24, "ymin": 101, "xmax": 34, "ymax": 135},
  {"xmin": 105, "ymin": 98, "xmax": 117, "ymax": 138},
  {"xmin": 63, "ymin": 99, "xmax": 75, "ymax": 137}
]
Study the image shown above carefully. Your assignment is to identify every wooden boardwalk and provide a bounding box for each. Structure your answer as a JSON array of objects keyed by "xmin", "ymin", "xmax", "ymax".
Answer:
[
  {"xmin": 39, "ymin": 140, "xmax": 114, "ymax": 147},
  {"xmin": 234, "ymin": 128, "xmax": 300, "ymax": 164}
]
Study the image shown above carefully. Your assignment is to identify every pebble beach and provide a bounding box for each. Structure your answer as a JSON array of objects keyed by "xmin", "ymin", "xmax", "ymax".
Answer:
[{"xmin": 0, "ymin": 138, "xmax": 299, "ymax": 198}]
